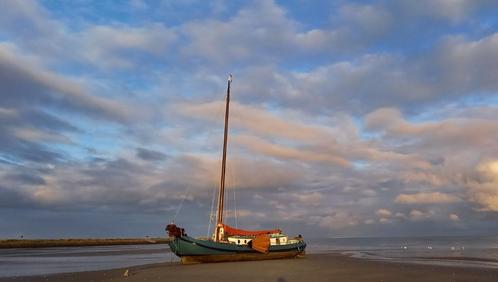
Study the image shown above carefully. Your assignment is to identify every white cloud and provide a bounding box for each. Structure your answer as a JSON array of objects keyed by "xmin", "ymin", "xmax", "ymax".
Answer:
[
  {"xmin": 376, "ymin": 208, "xmax": 392, "ymax": 217},
  {"xmin": 409, "ymin": 209, "xmax": 433, "ymax": 221},
  {"xmin": 180, "ymin": 0, "xmax": 340, "ymax": 64},
  {"xmin": 395, "ymin": 212, "xmax": 406, "ymax": 219},
  {"xmin": 80, "ymin": 24, "xmax": 177, "ymax": 69},
  {"xmin": 12, "ymin": 128, "xmax": 71, "ymax": 144},
  {"xmin": 398, "ymin": 0, "xmax": 481, "ymax": 23},
  {"xmin": 339, "ymin": 4, "xmax": 392, "ymax": 38},
  {"xmin": 364, "ymin": 219, "xmax": 375, "ymax": 224},
  {"xmin": 293, "ymin": 192, "xmax": 322, "ymax": 206},
  {"xmin": 379, "ymin": 217, "xmax": 392, "ymax": 224},
  {"xmin": 312, "ymin": 212, "xmax": 360, "ymax": 230},
  {"xmin": 449, "ymin": 213, "xmax": 460, "ymax": 221},
  {"xmin": 395, "ymin": 192, "xmax": 460, "ymax": 204},
  {"xmin": 466, "ymin": 160, "xmax": 498, "ymax": 211}
]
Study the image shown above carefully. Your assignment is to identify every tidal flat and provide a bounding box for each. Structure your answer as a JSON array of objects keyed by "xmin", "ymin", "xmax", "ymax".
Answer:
[{"xmin": 2, "ymin": 253, "xmax": 498, "ymax": 282}]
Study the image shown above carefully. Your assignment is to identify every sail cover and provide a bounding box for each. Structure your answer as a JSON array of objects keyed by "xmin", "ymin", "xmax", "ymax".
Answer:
[
  {"xmin": 251, "ymin": 235, "xmax": 270, "ymax": 253},
  {"xmin": 222, "ymin": 224, "xmax": 281, "ymax": 236}
]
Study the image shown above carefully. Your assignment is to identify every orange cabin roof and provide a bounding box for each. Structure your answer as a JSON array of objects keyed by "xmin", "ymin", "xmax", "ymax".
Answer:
[{"xmin": 222, "ymin": 224, "xmax": 281, "ymax": 236}]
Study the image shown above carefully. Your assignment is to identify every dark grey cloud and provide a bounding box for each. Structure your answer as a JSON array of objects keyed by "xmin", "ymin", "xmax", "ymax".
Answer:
[
  {"xmin": 22, "ymin": 109, "xmax": 79, "ymax": 132},
  {"xmin": 0, "ymin": 45, "xmax": 134, "ymax": 122},
  {"xmin": 0, "ymin": 101, "xmax": 72, "ymax": 165},
  {"xmin": 0, "ymin": 185, "xmax": 31, "ymax": 209},
  {"xmin": 136, "ymin": 147, "xmax": 169, "ymax": 161},
  {"xmin": 4, "ymin": 173, "xmax": 46, "ymax": 186},
  {"xmin": 0, "ymin": 42, "xmax": 141, "ymax": 166},
  {"xmin": 0, "ymin": 134, "xmax": 63, "ymax": 164}
]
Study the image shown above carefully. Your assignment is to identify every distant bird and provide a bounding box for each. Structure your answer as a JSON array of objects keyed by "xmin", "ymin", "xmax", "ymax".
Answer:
[
  {"xmin": 123, "ymin": 269, "xmax": 129, "ymax": 277},
  {"xmin": 427, "ymin": 246, "xmax": 433, "ymax": 250}
]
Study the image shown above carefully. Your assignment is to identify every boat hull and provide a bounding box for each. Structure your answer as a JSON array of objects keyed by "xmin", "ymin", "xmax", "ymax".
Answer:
[
  {"xmin": 168, "ymin": 235, "xmax": 306, "ymax": 264},
  {"xmin": 180, "ymin": 249, "xmax": 303, "ymax": 264}
]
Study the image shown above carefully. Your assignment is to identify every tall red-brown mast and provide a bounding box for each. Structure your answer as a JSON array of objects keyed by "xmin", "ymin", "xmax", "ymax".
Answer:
[{"xmin": 215, "ymin": 74, "xmax": 232, "ymax": 241}]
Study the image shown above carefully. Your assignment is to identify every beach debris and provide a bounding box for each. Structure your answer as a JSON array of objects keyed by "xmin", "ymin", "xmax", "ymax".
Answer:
[
  {"xmin": 451, "ymin": 246, "xmax": 456, "ymax": 251},
  {"xmin": 123, "ymin": 269, "xmax": 129, "ymax": 277}
]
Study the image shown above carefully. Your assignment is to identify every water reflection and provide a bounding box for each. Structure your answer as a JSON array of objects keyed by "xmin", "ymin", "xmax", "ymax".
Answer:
[
  {"xmin": 2, "ymin": 236, "xmax": 497, "ymax": 277},
  {"xmin": 307, "ymin": 236, "xmax": 498, "ymax": 268},
  {"xmin": 0, "ymin": 244, "xmax": 175, "ymax": 277}
]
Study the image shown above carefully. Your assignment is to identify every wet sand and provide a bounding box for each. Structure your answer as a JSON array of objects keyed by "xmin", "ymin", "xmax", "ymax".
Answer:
[{"xmin": 2, "ymin": 253, "xmax": 498, "ymax": 282}]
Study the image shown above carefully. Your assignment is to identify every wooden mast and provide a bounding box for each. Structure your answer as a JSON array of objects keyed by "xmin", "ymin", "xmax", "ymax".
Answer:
[{"xmin": 215, "ymin": 74, "xmax": 232, "ymax": 241}]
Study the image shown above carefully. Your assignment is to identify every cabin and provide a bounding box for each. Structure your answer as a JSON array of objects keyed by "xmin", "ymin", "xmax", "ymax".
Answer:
[{"xmin": 227, "ymin": 234, "xmax": 293, "ymax": 246}]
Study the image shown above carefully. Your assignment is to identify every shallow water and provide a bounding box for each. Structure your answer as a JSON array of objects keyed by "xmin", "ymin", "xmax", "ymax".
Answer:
[
  {"xmin": 307, "ymin": 236, "xmax": 498, "ymax": 268},
  {"xmin": 0, "ymin": 244, "xmax": 175, "ymax": 277},
  {"xmin": 2, "ymin": 236, "xmax": 498, "ymax": 277}
]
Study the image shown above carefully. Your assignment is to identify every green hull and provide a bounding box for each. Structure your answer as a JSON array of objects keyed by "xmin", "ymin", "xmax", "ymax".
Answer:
[{"xmin": 168, "ymin": 236, "xmax": 306, "ymax": 263}]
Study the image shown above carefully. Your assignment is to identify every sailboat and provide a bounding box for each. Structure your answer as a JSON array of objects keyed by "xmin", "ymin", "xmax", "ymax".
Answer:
[{"xmin": 166, "ymin": 74, "xmax": 306, "ymax": 264}]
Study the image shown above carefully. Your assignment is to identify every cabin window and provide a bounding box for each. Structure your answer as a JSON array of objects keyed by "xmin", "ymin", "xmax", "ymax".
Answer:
[
  {"xmin": 276, "ymin": 238, "xmax": 280, "ymax": 245},
  {"xmin": 238, "ymin": 240, "xmax": 240, "ymax": 244},
  {"xmin": 244, "ymin": 240, "xmax": 247, "ymax": 244}
]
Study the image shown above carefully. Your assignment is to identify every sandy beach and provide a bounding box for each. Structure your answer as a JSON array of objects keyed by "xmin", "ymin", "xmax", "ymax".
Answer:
[{"xmin": 2, "ymin": 253, "xmax": 498, "ymax": 282}]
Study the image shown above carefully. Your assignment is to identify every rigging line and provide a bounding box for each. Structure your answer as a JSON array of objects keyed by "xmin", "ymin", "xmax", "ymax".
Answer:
[
  {"xmin": 227, "ymin": 162, "xmax": 237, "ymax": 228},
  {"xmin": 226, "ymin": 159, "xmax": 235, "ymax": 227},
  {"xmin": 225, "ymin": 165, "xmax": 230, "ymax": 225},
  {"xmin": 233, "ymin": 178, "xmax": 238, "ymax": 228},
  {"xmin": 173, "ymin": 185, "xmax": 190, "ymax": 222},
  {"xmin": 208, "ymin": 97, "xmax": 227, "ymax": 237},
  {"xmin": 207, "ymin": 182, "xmax": 217, "ymax": 238}
]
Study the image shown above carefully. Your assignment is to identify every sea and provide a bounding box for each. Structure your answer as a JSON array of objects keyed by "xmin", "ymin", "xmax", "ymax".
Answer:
[
  {"xmin": 1, "ymin": 236, "xmax": 497, "ymax": 277},
  {"xmin": 307, "ymin": 236, "xmax": 498, "ymax": 268}
]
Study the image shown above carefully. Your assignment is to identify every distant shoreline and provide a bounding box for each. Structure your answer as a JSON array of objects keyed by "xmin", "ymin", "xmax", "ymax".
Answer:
[{"xmin": 0, "ymin": 238, "xmax": 172, "ymax": 249}]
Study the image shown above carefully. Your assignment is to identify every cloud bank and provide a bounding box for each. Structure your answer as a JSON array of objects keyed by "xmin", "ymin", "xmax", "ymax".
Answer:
[{"xmin": 0, "ymin": 0, "xmax": 497, "ymax": 238}]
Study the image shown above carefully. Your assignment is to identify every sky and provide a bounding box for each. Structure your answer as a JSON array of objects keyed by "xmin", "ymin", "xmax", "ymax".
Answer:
[{"xmin": 0, "ymin": 0, "xmax": 498, "ymax": 239}]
